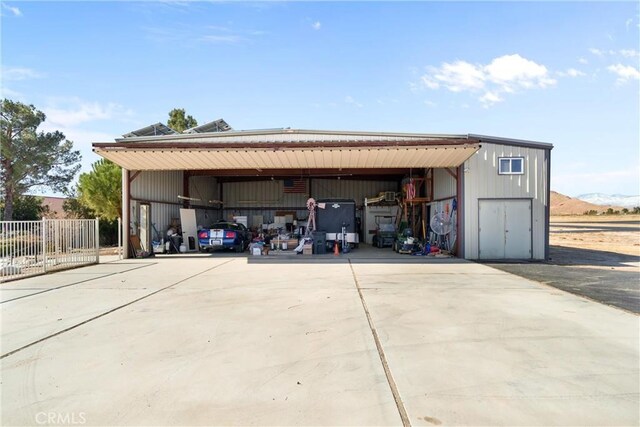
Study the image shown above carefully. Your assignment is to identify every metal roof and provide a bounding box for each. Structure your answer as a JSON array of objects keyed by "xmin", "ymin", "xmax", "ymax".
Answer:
[
  {"xmin": 469, "ymin": 134, "xmax": 553, "ymax": 150},
  {"xmin": 113, "ymin": 128, "xmax": 470, "ymax": 144},
  {"xmin": 94, "ymin": 128, "xmax": 551, "ymax": 171}
]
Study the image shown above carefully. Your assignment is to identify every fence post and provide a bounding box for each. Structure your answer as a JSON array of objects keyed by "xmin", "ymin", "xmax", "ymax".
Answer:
[
  {"xmin": 95, "ymin": 218, "xmax": 100, "ymax": 263},
  {"xmin": 117, "ymin": 217, "xmax": 122, "ymax": 260},
  {"xmin": 42, "ymin": 218, "xmax": 47, "ymax": 273}
]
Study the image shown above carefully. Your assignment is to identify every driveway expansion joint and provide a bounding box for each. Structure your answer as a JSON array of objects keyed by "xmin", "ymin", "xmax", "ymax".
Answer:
[
  {"xmin": 0, "ymin": 260, "xmax": 235, "ymax": 360},
  {"xmin": 348, "ymin": 260, "xmax": 411, "ymax": 427}
]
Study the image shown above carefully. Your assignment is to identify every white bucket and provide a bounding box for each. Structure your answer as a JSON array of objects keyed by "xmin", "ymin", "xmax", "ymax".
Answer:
[
  {"xmin": 282, "ymin": 242, "xmax": 288, "ymax": 250},
  {"xmin": 179, "ymin": 244, "xmax": 187, "ymax": 253}
]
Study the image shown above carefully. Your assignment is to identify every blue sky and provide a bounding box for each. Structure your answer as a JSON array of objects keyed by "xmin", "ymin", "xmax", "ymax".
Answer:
[{"xmin": 2, "ymin": 1, "xmax": 639, "ymax": 197}]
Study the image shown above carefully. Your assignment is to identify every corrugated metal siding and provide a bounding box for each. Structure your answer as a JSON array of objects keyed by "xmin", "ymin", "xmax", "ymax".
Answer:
[
  {"xmin": 130, "ymin": 171, "xmax": 183, "ymax": 233},
  {"xmin": 220, "ymin": 179, "xmax": 398, "ymax": 228},
  {"xmin": 463, "ymin": 143, "xmax": 548, "ymax": 259},
  {"xmin": 222, "ymin": 180, "xmax": 308, "ymax": 227},
  {"xmin": 312, "ymin": 179, "xmax": 398, "ymax": 203},
  {"xmin": 433, "ymin": 168, "xmax": 457, "ymax": 200},
  {"xmin": 189, "ymin": 176, "xmax": 220, "ymax": 227},
  {"xmin": 189, "ymin": 176, "xmax": 218, "ymax": 203},
  {"xmin": 223, "ymin": 180, "xmax": 308, "ymax": 207}
]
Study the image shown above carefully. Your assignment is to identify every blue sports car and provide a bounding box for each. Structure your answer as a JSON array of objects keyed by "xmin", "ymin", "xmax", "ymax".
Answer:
[{"xmin": 198, "ymin": 221, "xmax": 251, "ymax": 253}]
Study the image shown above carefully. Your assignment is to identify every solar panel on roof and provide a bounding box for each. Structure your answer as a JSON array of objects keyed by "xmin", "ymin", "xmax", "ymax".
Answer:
[
  {"xmin": 122, "ymin": 123, "xmax": 178, "ymax": 138},
  {"xmin": 183, "ymin": 119, "xmax": 232, "ymax": 134}
]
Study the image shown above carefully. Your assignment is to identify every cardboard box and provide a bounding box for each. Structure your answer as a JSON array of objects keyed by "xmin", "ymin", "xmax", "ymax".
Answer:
[{"xmin": 302, "ymin": 244, "xmax": 313, "ymax": 255}]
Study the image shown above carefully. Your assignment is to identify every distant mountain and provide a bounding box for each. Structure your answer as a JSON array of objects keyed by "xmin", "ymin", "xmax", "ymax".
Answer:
[
  {"xmin": 575, "ymin": 193, "xmax": 640, "ymax": 208},
  {"xmin": 550, "ymin": 191, "xmax": 625, "ymax": 215}
]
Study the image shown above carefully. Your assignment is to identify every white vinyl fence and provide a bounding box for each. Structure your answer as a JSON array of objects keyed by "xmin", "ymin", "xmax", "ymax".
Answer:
[{"xmin": 0, "ymin": 219, "xmax": 99, "ymax": 282}]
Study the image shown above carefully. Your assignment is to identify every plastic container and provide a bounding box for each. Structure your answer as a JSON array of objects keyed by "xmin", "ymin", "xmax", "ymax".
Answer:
[{"xmin": 179, "ymin": 244, "xmax": 187, "ymax": 253}]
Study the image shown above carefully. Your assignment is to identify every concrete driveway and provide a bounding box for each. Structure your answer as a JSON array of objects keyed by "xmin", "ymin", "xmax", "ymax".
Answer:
[{"xmin": 1, "ymin": 254, "xmax": 638, "ymax": 426}]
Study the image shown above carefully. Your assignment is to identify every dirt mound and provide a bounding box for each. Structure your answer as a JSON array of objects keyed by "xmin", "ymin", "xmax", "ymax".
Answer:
[{"xmin": 551, "ymin": 191, "xmax": 624, "ymax": 215}]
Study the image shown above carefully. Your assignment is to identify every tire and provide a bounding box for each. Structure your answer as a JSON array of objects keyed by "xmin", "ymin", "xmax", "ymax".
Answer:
[{"xmin": 235, "ymin": 240, "xmax": 245, "ymax": 253}]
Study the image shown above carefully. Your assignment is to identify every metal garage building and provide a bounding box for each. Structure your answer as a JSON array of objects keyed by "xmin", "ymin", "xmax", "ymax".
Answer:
[{"xmin": 93, "ymin": 123, "xmax": 552, "ymax": 260}]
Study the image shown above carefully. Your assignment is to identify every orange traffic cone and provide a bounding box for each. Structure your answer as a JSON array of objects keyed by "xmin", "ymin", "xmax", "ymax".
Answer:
[{"xmin": 334, "ymin": 241, "xmax": 339, "ymax": 256}]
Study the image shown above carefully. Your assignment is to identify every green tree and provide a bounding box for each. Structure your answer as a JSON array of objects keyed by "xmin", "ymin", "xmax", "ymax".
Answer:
[
  {"xmin": 1, "ymin": 99, "xmax": 81, "ymax": 220},
  {"xmin": 167, "ymin": 108, "xmax": 197, "ymax": 133},
  {"xmin": 76, "ymin": 159, "xmax": 122, "ymax": 221},
  {"xmin": 63, "ymin": 190, "xmax": 96, "ymax": 219},
  {"xmin": 0, "ymin": 195, "xmax": 49, "ymax": 220},
  {"xmin": 63, "ymin": 189, "xmax": 119, "ymax": 245},
  {"xmin": 622, "ymin": 208, "xmax": 629, "ymax": 214}
]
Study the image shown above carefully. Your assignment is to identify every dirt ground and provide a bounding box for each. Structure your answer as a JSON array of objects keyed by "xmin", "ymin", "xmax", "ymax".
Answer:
[
  {"xmin": 550, "ymin": 214, "xmax": 640, "ymax": 258},
  {"xmin": 486, "ymin": 215, "xmax": 640, "ymax": 314}
]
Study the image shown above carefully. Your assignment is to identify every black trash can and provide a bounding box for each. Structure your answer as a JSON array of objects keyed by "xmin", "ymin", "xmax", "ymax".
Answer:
[
  {"xmin": 313, "ymin": 231, "xmax": 327, "ymax": 254},
  {"xmin": 170, "ymin": 235, "xmax": 182, "ymax": 254}
]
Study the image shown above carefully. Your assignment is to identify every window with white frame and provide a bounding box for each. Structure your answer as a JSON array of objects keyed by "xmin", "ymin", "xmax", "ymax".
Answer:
[{"xmin": 498, "ymin": 157, "xmax": 524, "ymax": 175}]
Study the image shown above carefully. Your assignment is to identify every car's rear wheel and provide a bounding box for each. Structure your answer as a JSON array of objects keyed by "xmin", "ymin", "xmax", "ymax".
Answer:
[{"xmin": 235, "ymin": 240, "xmax": 245, "ymax": 253}]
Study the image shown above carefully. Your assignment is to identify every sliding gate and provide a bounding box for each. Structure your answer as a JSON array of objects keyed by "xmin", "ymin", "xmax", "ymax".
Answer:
[{"xmin": 0, "ymin": 219, "xmax": 100, "ymax": 282}]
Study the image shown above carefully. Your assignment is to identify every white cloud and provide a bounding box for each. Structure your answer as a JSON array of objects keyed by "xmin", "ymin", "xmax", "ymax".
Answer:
[
  {"xmin": 1, "ymin": 2, "xmax": 21, "ymax": 16},
  {"xmin": 0, "ymin": 86, "xmax": 23, "ymax": 99},
  {"xmin": 422, "ymin": 61, "xmax": 485, "ymax": 92},
  {"xmin": 479, "ymin": 91, "xmax": 503, "ymax": 108},
  {"xmin": 43, "ymin": 98, "xmax": 134, "ymax": 128},
  {"xmin": 200, "ymin": 35, "xmax": 243, "ymax": 44},
  {"xmin": 2, "ymin": 66, "xmax": 44, "ymax": 81},
  {"xmin": 344, "ymin": 96, "xmax": 363, "ymax": 108},
  {"xmin": 625, "ymin": 18, "xmax": 633, "ymax": 31},
  {"xmin": 589, "ymin": 48, "xmax": 639, "ymax": 58},
  {"xmin": 417, "ymin": 54, "xmax": 555, "ymax": 107},
  {"xmin": 607, "ymin": 63, "xmax": 640, "ymax": 84},
  {"xmin": 423, "ymin": 100, "xmax": 437, "ymax": 107},
  {"xmin": 37, "ymin": 99, "xmax": 134, "ymax": 179},
  {"xmin": 578, "ymin": 57, "xmax": 588, "ymax": 64},
  {"xmin": 144, "ymin": 24, "xmax": 263, "ymax": 46},
  {"xmin": 554, "ymin": 166, "xmax": 640, "ymax": 196},
  {"xmin": 619, "ymin": 49, "xmax": 639, "ymax": 58},
  {"xmin": 484, "ymin": 54, "xmax": 556, "ymax": 90},
  {"xmin": 312, "ymin": 21, "xmax": 321, "ymax": 30},
  {"xmin": 567, "ymin": 68, "xmax": 586, "ymax": 77},
  {"xmin": 420, "ymin": 76, "xmax": 440, "ymax": 90},
  {"xmin": 557, "ymin": 68, "xmax": 586, "ymax": 78}
]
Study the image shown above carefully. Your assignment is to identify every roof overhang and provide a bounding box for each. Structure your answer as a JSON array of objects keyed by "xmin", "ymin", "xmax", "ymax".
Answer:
[{"xmin": 93, "ymin": 139, "xmax": 480, "ymax": 171}]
